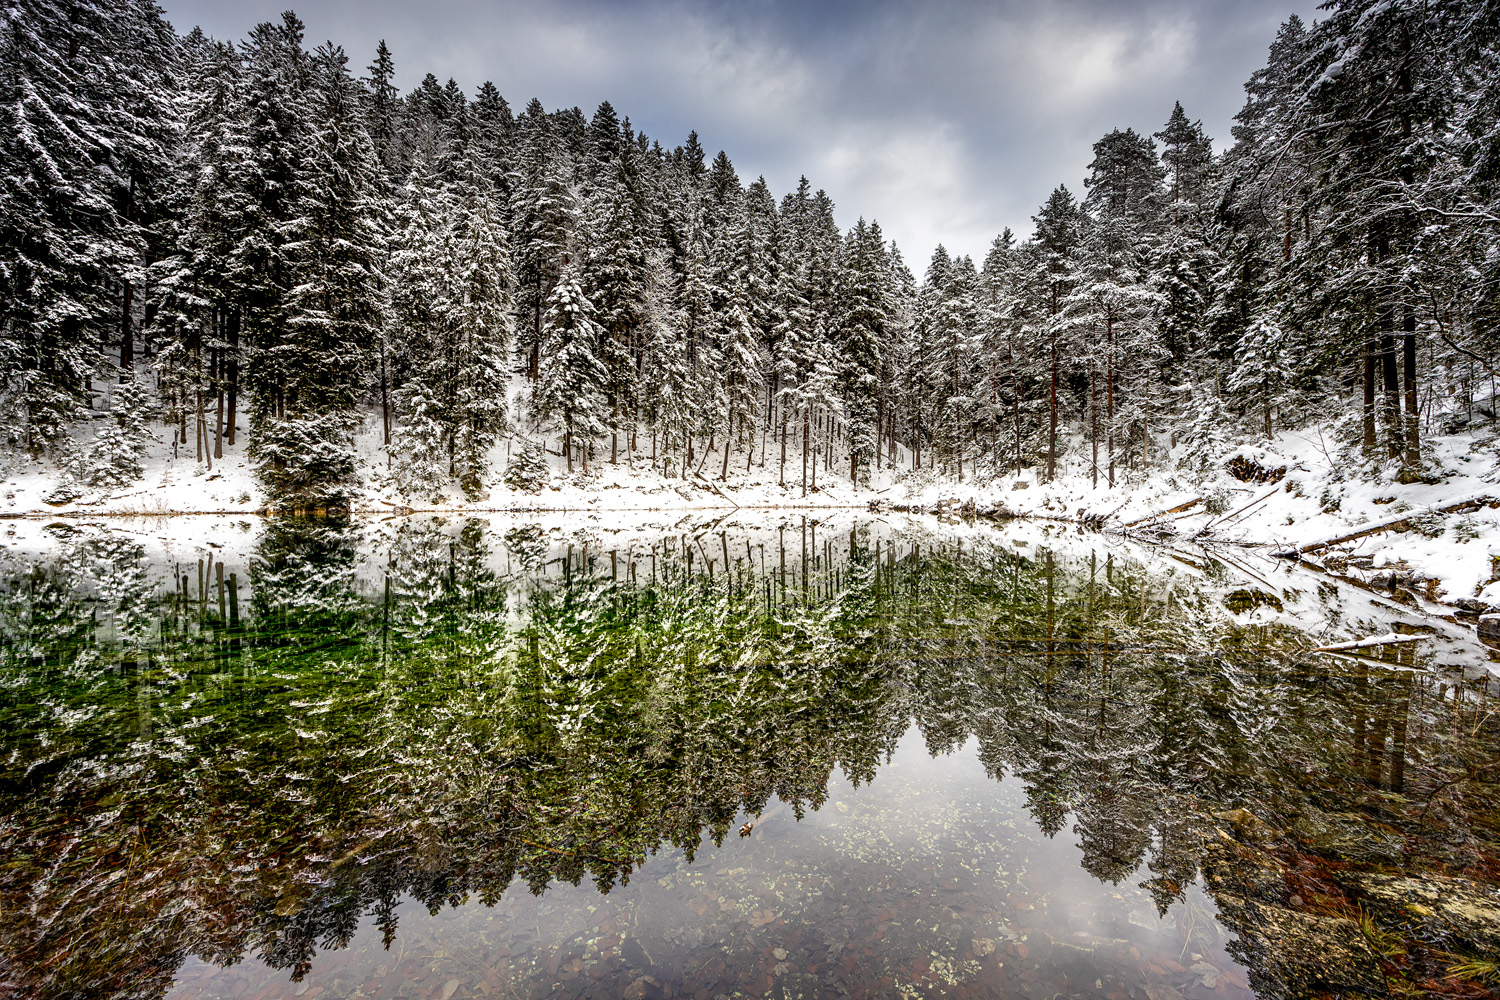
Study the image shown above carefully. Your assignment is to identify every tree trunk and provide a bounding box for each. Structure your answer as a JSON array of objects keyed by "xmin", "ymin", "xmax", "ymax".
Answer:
[
  {"xmin": 1402, "ymin": 308, "xmax": 1419, "ymax": 468},
  {"xmin": 1381, "ymin": 329, "xmax": 1401, "ymax": 459},
  {"xmin": 119, "ymin": 280, "xmax": 134, "ymax": 379},
  {"xmin": 1362, "ymin": 334, "xmax": 1377, "ymax": 452},
  {"xmin": 801, "ymin": 409, "xmax": 809, "ymax": 497},
  {"xmin": 779, "ymin": 416, "xmax": 786, "ymax": 487},
  {"xmin": 198, "ymin": 389, "xmax": 210, "ymax": 470},
  {"xmin": 811, "ymin": 413, "xmax": 818, "ymax": 492},
  {"xmin": 227, "ymin": 309, "xmax": 239, "ymax": 446},
  {"xmin": 913, "ymin": 407, "xmax": 921, "ymax": 470},
  {"xmin": 214, "ymin": 359, "xmax": 224, "ymax": 461},
  {"xmin": 1047, "ymin": 330, "xmax": 1058, "ymax": 482},
  {"xmin": 1089, "ymin": 362, "xmax": 1098, "ymax": 488},
  {"xmin": 1106, "ymin": 314, "xmax": 1116, "ymax": 488}
]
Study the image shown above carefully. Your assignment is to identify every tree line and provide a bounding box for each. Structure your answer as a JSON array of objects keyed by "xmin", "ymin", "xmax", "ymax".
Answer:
[{"xmin": 2, "ymin": 1, "xmax": 1496, "ymax": 505}]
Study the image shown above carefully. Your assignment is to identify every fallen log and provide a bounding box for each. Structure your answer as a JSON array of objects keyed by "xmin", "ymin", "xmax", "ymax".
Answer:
[
  {"xmin": 1122, "ymin": 497, "xmax": 1203, "ymax": 528},
  {"xmin": 1298, "ymin": 495, "xmax": 1498, "ymax": 554},
  {"xmin": 1314, "ymin": 632, "xmax": 1426, "ymax": 653}
]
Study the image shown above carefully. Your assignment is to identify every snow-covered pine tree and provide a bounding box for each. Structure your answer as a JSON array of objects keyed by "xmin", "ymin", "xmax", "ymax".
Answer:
[
  {"xmin": 389, "ymin": 155, "xmax": 447, "ymax": 492},
  {"xmin": 1031, "ymin": 187, "xmax": 1083, "ymax": 481},
  {"xmin": 81, "ymin": 376, "xmax": 155, "ymax": 487},
  {"xmin": 676, "ymin": 222, "xmax": 718, "ymax": 473},
  {"xmin": 230, "ymin": 13, "xmax": 314, "ymax": 486},
  {"xmin": 362, "ymin": 40, "xmax": 402, "ymax": 185},
  {"xmin": 744, "ymin": 176, "xmax": 785, "ymax": 464},
  {"xmin": 438, "ymin": 134, "xmax": 513, "ymax": 497},
  {"xmin": 1154, "ymin": 102, "xmax": 1215, "ymax": 224},
  {"xmin": 916, "ymin": 248, "xmax": 977, "ymax": 478},
  {"xmin": 583, "ymin": 102, "xmax": 648, "ymax": 465},
  {"xmin": 641, "ymin": 245, "xmax": 694, "ymax": 477},
  {"xmin": 511, "ymin": 100, "xmax": 576, "ymax": 381},
  {"xmin": 1066, "ymin": 217, "xmax": 1163, "ymax": 486},
  {"xmin": 706, "ymin": 166, "xmax": 766, "ymax": 479},
  {"xmin": 254, "ymin": 42, "xmax": 387, "ymax": 507},
  {"xmin": 836, "ymin": 219, "xmax": 889, "ymax": 485},
  {"xmin": 532, "ymin": 262, "xmax": 608, "ymax": 473},
  {"xmin": 1226, "ymin": 310, "xmax": 1296, "ymax": 439},
  {"xmin": 881, "ymin": 241, "xmax": 918, "ymax": 471},
  {"xmin": 150, "ymin": 32, "xmax": 250, "ymax": 466},
  {"xmin": 979, "ymin": 229, "xmax": 1022, "ymax": 476},
  {"xmin": 772, "ymin": 246, "xmax": 812, "ymax": 489}
]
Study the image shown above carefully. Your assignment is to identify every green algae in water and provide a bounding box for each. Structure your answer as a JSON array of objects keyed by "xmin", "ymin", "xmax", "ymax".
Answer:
[{"xmin": 0, "ymin": 515, "xmax": 1496, "ymax": 1000}]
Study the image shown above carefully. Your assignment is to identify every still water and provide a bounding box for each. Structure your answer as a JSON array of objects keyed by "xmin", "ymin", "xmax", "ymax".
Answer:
[{"xmin": 0, "ymin": 514, "xmax": 1496, "ymax": 1000}]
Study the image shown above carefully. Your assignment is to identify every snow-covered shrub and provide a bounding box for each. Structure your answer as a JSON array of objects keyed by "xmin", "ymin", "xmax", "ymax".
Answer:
[
  {"xmin": 60, "ymin": 379, "xmax": 155, "ymax": 490},
  {"xmin": 1224, "ymin": 445, "xmax": 1288, "ymax": 483},
  {"xmin": 504, "ymin": 441, "xmax": 549, "ymax": 494},
  {"xmin": 1175, "ymin": 387, "xmax": 1234, "ymax": 476},
  {"xmin": 1203, "ymin": 487, "xmax": 1233, "ymax": 517},
  {"xmin": 88, "ymin": 379, "xmax": 154, "ymax": 486}
]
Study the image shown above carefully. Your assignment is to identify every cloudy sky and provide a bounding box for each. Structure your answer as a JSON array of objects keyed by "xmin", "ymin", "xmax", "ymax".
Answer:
[{"xmin": 158, "ymin": 0, "xmax": 1318, "ymax": 264}]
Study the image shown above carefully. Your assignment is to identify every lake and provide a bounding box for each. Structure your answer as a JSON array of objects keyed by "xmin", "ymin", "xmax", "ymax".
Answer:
[{"xmin": 1, "ymin": 514, "xmax": 1496, "ymax": 1000}]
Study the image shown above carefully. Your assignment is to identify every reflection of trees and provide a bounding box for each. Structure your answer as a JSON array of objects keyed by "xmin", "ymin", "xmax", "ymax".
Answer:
[{"xmin": 0, "ymin": 518, "xmax": 1494, "ymax": 999}]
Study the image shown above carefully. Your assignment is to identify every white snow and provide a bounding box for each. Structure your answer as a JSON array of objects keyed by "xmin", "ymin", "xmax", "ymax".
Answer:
[{"xmin": 6, "ymin": 399, "xmax": 1498, "ymax": 637}]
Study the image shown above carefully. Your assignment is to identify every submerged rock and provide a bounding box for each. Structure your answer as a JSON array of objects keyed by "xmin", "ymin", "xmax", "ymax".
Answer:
[
  {"xmin": 1287, "ymin": 807, "xmax": 1406, "ymax": 864},
  {"xmin": 1211, "ymin": 807, "xmax": 1280, "ymax": 843},
  {"xmin": 1216, "ymin": 895, "xmax": 1384, "ymax": 997},
  {"xmin": 1200, "ymin": 838, "xmax": 1286, "ymax": 903},
  {"xmin": 1353, "ymin": 873, "xmax": 1500, "ymax": 955}
]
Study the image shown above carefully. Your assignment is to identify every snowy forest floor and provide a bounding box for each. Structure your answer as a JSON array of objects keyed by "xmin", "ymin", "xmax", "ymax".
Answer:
[{"xmin": 4, "ymin": 408, "xmax": 1498, "ymax": 615}]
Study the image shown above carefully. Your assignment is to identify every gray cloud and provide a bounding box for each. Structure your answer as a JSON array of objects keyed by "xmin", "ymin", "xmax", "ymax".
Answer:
[{"xmin": 158, "ymin": 0, "xmax": 1320, "ymax": 264}]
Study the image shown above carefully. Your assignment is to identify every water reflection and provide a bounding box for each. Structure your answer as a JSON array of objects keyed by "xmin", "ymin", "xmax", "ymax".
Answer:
[{"xmin": 0, "ymin": 516, "xmax": 1495, "ymax": 1000}]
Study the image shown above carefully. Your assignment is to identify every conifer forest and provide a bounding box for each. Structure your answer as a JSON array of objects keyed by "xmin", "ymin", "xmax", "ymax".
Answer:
[{"xmin": 2, "ymin": 1, "xmax": 1496, "ymax": 509}]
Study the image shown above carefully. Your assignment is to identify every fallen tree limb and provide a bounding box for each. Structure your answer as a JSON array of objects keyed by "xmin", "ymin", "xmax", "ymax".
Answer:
[
  {"xmin": 1296, "ymin": 495, "xmax": 1499, "ymax": 554},
  {"xmin": 1314, "ymin": 632, "xmax": 1425, "ymax": 652},
  {"xmin": 692, "ymin": 473, "xmax": 741, "ymax": 509},
  {"xmin": 1122, "ymin": 497, "xmax": 1202, "ymax": 528}
]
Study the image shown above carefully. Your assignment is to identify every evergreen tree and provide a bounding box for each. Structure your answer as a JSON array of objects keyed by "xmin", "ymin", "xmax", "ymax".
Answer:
[
  {"xmin": 253, "ymin": 41, "xmax": 386, "ymax": 506},
  {"xmin": 838, "ymin": 219, "xmax": 889, "ymax": 485},
  {"xmin": 1226, "ymin": 310, "xmax": 1296, "ymax": 439},
  {"xmin": 362, "ymin": 40, "xmax": 401, "ymax": 184},
  {"xmin": 1154, "ymin": 102, "xmax": 1214, "ymax": 221},
  {"xmin": 1031, "ymin": 186, "xmax": 1082, "ymax": 480},
  {"xmin": 532, "ymin": 262, "xmax": 607, "ymax": 473}
]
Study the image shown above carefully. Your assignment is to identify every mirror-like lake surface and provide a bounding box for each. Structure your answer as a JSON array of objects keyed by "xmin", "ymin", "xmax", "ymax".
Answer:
[{"xmin": 0, "ymin": 515, "xmax": 1496, "ymax": 1000}]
